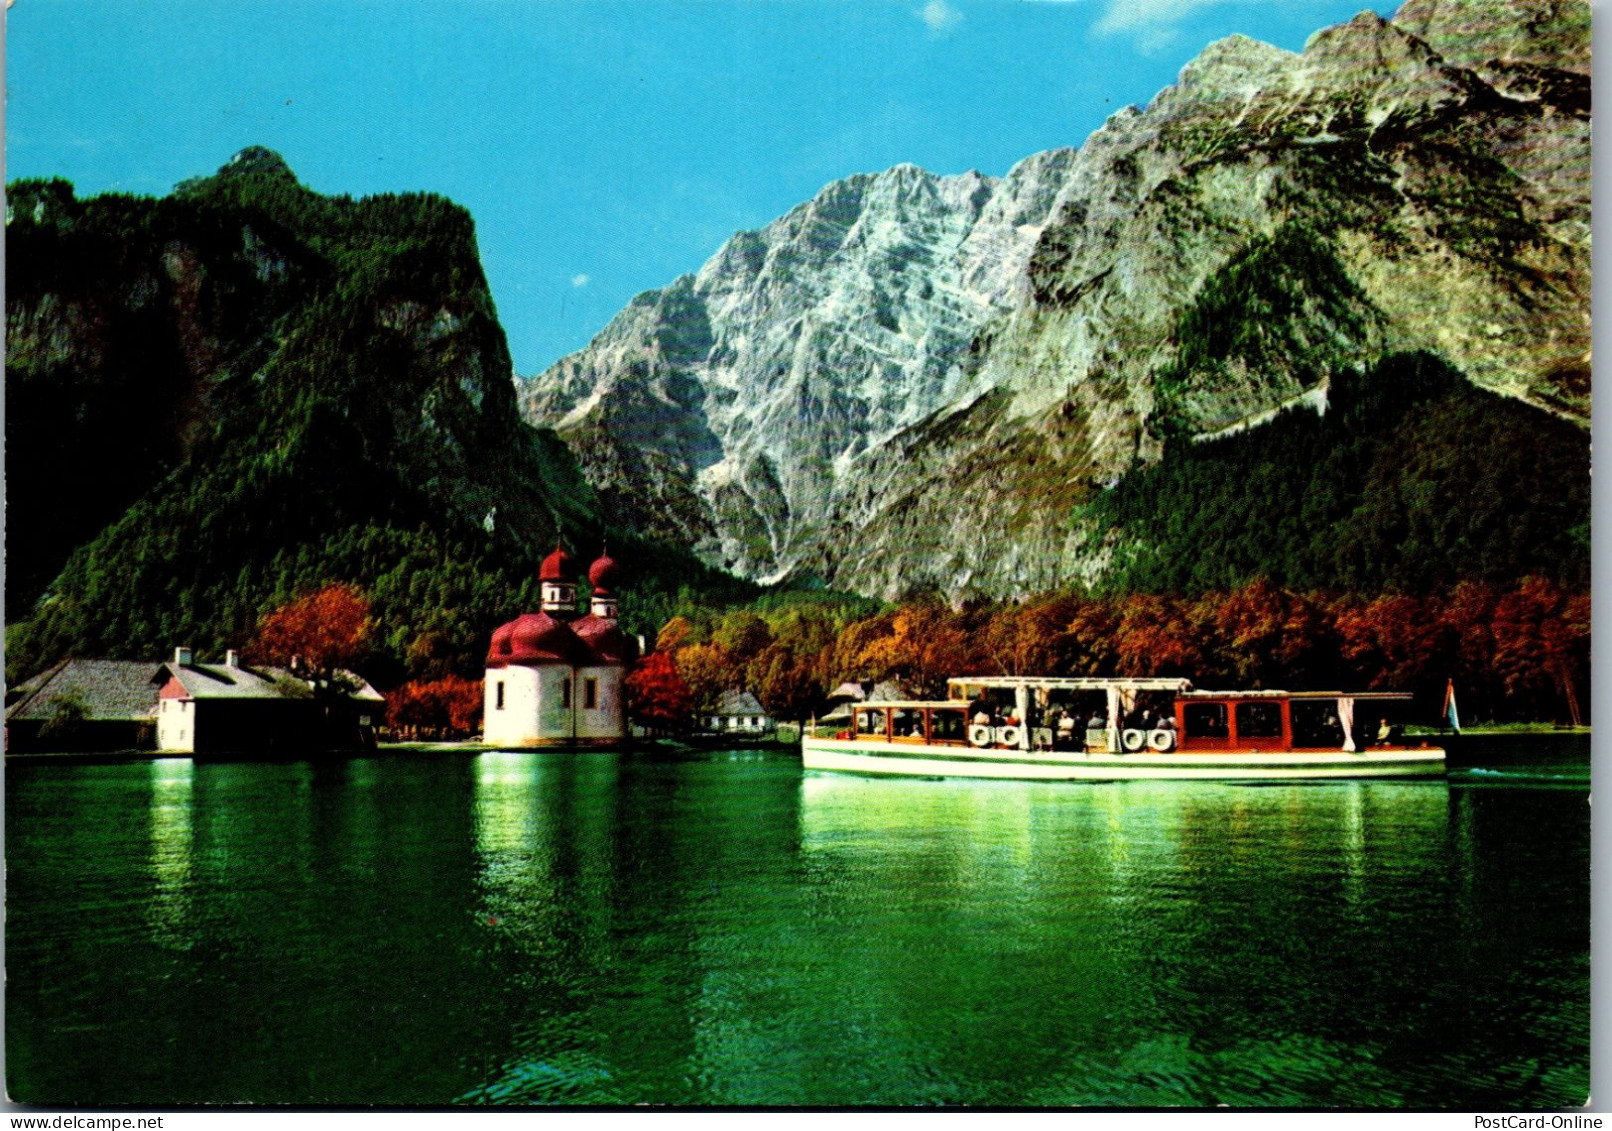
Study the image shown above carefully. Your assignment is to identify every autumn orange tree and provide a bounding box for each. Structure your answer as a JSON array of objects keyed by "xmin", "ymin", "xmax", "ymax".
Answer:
[{"xmin": 251, "ymin": 583, "xmax": 374, "ymax": 699}]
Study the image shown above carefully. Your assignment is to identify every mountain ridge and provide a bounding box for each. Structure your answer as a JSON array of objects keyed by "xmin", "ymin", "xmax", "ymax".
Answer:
[{"xmin": 516, "ymin": 0, "xmax": 1590, "ymax": 600}]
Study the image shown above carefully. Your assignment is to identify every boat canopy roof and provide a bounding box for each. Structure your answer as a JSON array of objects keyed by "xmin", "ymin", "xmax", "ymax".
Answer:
[
  {"xmin": 947, "ymin": 676, "xmax": 1192, "ymax": 694},
  {"xmin": 847, "ymin": 700, "xmax": 968, "ymax": 711},
  {"xmin": 1180, "ymin": 689, "xmax": 1414, "ymax": 701},
  {"xmin": 845, "ymin": 678, "xmax": 1416, "ymax": 709}
]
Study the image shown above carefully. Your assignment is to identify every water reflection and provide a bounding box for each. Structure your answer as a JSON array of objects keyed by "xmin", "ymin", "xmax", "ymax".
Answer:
[
  {"xmin": 6, "ymin": 747, "xmax": 1589, "ymax": 1107},
  {"xmin": 465, "ymin": 752, "xmax": 626, "ymax": 1103},
  {"xmin": 471, "ymin": 751, "xmax": 620, "ymax": 925},
  {"xmin": 791, "ymin": 774, "xmax": 1465, "ymax": 1105},
  {"xmin": 146, "ymin": 758, "xmax": 194, "ymax": 950}
]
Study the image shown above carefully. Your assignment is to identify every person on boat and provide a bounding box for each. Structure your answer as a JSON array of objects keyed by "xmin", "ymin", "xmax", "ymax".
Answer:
[
  {"xmin": 969, "ymin": 694, "xmax": 991, "ymax": 725},
  {"xmin": 1376, "ymin": 718, "xmax": 1394, "ymax": 746}
]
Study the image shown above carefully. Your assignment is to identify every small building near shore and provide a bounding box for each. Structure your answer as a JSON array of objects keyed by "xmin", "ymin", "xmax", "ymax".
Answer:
[
  {"xmin": 7, "ymin": 649, "xmax": 384, "ymax": 756},
  {"xmin": 702, "ymin": 689, "xmax": 773, "ymax": 736},
  {"xmin": 153, "ymin": 647, "xmax": 384, "ymax": 755},
  {"xmin": 4, "ymin": 660, "xmax": 161, "ymax": 752}
]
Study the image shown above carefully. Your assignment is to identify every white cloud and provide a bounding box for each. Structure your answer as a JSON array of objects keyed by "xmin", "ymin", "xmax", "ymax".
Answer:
[
  {"xmin": 920, "ymin": 0, "xmax": 963, "ymax": 35},
  {"xmin": 571, "ymin": 274, "xmax": 590, "ymax": 288},
  {"xmin": 1087, "ymin": 0, "xmax": 1260, "ymax": 55},
  {"xmin": 1095, "ymin": 0, "xmax": 1252, "ymax": 35}
]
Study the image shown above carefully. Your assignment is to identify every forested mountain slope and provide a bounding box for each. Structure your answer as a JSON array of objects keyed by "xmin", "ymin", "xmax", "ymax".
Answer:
[{"xmin": 6, "ymin": 150, "xmax": 748, "ymax": 682}]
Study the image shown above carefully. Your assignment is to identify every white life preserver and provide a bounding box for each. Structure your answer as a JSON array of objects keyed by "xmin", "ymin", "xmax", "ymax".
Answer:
[
  {"xmin": 998, "ymin": 726, "xmax": 1021, "ymax": 748},
  {"xmin": 1121, "ymin": 728, "xmax": 1147, "ymax": 753},
  {"xmin": 1147, "ymin": 729, "xmax": 1176, "ymax": 752},
  {"xmin": 969, "ymin": 724, "xmax": 993, "ymax": 747}
]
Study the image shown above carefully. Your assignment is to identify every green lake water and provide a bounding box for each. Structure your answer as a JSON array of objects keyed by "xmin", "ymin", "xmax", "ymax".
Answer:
[{"xmin": 5, "ymin": 737, "xmax": 1590, "ymax": 1107}]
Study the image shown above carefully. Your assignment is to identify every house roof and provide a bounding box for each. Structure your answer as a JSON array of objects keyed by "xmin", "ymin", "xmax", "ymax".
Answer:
[
  {"xmin": 826, "ymin": 680, "xmax": 904, "ymax": 703},
  {"xmin": 6, "ymin": 660, "xmax": 162, "ymax": 722},
  {"xmin": 157, "ymin": 662, "xmax": 385, "ymax": 703},
  {"xmin": 713, "ymin": 689, "xmax": 767, "ymax": 718}
]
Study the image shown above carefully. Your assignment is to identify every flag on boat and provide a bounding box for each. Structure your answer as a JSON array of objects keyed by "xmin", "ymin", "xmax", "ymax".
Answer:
[{"xmin": 1443, "ymin": 679, "xmax": 1460, "ymax": 735}]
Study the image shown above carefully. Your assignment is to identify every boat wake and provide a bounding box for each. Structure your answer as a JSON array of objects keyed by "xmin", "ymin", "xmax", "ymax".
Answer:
[{"xmin": 1449, "ymin": 767, "xmax": 1588, "ymax": 788}]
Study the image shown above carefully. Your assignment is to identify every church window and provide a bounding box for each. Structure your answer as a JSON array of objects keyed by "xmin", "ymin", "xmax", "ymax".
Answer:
[{"xmin": 584, "ymin": 678, "xmax": 598, "ymax": 709}]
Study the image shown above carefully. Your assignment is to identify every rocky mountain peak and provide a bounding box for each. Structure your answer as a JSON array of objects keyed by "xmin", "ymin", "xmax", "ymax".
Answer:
[
  {"xmin": 1174, "ymin": 33, "xmax": 1296, "ymax": 92},
  {"xmin": 217, "ymin": 145, "xmax": 299, "ymax": 183},
  {"xmin": 517, "ymin": 2, "xmax": 1588, "ymax": 600}
]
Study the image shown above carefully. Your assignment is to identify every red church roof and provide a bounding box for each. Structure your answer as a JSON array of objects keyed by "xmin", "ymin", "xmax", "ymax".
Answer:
[
  {"xmin": 486, "ymin": 612, "xmax": 592, "ymax": 667},
  {"xmin": 572, "ymin": 614, "xmax": 639, "ymax": 665}
]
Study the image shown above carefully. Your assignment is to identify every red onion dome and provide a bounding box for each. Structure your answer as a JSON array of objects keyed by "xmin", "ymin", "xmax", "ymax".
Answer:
[
  {"xmin": 486, "ymin": 611, "xmax": 590, "ymax": 667},
  {"xmin": 540, "ymin": 544, "xmax": 575, "ymax": 582},
  {"xmin": 573, "ymin": 614, "xmax": 639, "ymax": 665},
  {"xmin": 587, "ymin": 552, "xmax": 621, "ymax": 594}
]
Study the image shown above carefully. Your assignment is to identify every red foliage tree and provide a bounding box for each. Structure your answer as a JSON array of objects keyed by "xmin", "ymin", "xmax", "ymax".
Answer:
[
  {"xmin": 1060, "ymin": 599, "xmax": 1122, "ymax": 677},
  {"xmin": 1208, "ymin": 580, "xmax": 1328, "ymax": 686},
  {"xmin": 387, "ymin": 675, "xmax": 484, "ymax": 738},
  {"xmin": 1333, "ymin": 593, "xmax": 1446, "ymax": 691},
  {"xmin": 626, "ymin": 651, "xmax": 694, "ymax": 734},
  {"xmin": 1491, "ymin": 578, "xmax": 1589, "ymax": 724},
  {"xmin": 1114, "ymin": 594, "xmax": 1202, "ymax": 676}
]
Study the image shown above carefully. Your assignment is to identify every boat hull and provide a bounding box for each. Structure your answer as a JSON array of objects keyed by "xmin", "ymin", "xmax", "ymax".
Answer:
[{"xmin": 800, "ymin": 738, "xmax": 1446, "ymax": 781}]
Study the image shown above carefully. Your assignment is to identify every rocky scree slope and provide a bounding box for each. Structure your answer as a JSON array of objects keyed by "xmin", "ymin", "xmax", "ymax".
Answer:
[{"xmin": 517, "ymin": 0, "xmax": 1588, "ymax": 600}]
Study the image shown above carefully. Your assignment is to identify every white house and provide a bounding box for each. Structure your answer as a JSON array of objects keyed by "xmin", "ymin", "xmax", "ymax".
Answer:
[
  {"xmin": 703, "ymin": 689, "xmax": 773, "ymax": 735},
  {"xmin": 154, "ymin": 648, "xmax": 384, "ymax": 754}
]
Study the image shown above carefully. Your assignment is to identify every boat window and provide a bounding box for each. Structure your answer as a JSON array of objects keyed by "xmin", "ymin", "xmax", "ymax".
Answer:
[
  {"xmin": 856, "ymin": 709, "xmax": 886, "ymax": 736},
  {"xmin": 1236, "ymin": 701, "xmax": 1283, "ymax": 739},
  {"xmin": 1290, "ymin": 700, "xmax": 1344, "ymax": 747},
  {"xmin": 891, "ymin": 709, "xmax": 921, "ymax": 738},
  {"xmin": 930, "ymin": 709, "xmax": 966, "ymax": 742},
  {"xmin": 1183, "ymin": 702, "xmax": 1228, "ymax": 738}
]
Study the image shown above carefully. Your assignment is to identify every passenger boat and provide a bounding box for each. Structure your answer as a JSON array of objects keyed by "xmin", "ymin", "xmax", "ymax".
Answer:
[{"xmin": 801, "ymin": 677, "xmax": 1446, "ymax": 781}]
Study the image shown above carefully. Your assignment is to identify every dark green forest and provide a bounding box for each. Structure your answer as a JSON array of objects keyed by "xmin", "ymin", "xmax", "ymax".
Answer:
[
  {"xmin": 6, "ymin": 151, "xmax": 752, "ymax": 685},
  {"xmin": 1089, "ymin": 351, "xmax": 1591, "ymax": 595}
]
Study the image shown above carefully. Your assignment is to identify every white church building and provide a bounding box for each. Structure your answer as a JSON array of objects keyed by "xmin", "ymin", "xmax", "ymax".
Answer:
[{"xmin": 483, "ymin": 545, "xmax": 639, "ymax": 748}]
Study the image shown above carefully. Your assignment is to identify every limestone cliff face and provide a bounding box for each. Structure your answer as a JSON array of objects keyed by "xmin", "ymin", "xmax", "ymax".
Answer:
[
  {"xmin": 518, "ymin": 0, "xmax": 1589, "ymax": 599},
  {"xmin": 6, "ymin": 150, "xmax": 594, "ymax": 616},
  {"xmin": 521, "ymin": 152, "xmax": 1081, "ymax": 580}
]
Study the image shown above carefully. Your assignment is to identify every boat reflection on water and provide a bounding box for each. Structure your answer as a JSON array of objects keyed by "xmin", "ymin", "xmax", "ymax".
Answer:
[
  {"xmin": 796, "ymin": 770, "xmax": 1453, "ymax": 886},
  {"xmin": 792, "ymin": 771, "xmax": 1486, "ymax": 1106}
]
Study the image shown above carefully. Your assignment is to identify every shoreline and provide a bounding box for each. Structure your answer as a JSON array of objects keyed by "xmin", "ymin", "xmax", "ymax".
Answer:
[{"xmin": 2, "ymin": 725, "xmax": 1586, "ymax": 763}]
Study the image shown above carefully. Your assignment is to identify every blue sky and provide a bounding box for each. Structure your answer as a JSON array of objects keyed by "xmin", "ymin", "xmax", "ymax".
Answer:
[{"xmin": 9, "ymin": 0, "xmax": 1392, "ymax": 376}]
